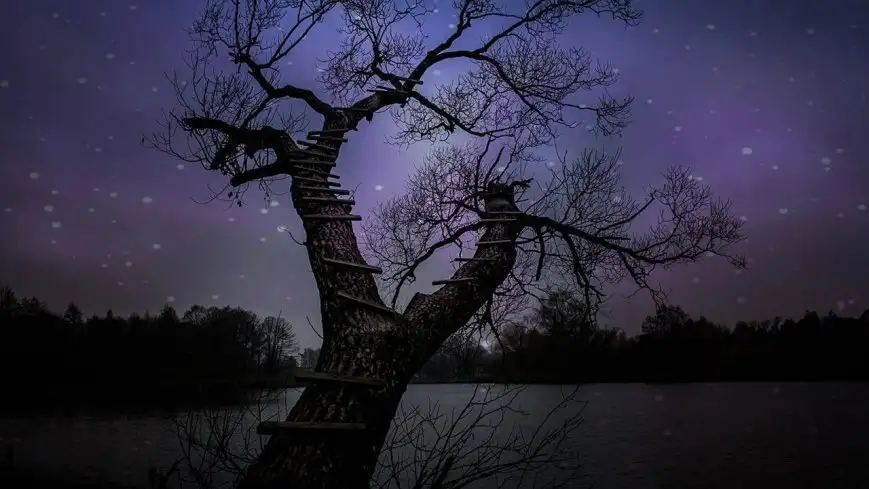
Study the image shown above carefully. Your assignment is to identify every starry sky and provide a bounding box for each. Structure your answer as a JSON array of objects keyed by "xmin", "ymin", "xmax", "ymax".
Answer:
[{"xmin": 1, "ymin": 0, "xmax": 868, "ymax": 349}]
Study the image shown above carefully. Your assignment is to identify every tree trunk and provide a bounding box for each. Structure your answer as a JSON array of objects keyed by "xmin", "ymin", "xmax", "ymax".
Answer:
[{"xmin": 235, "ymin": 114, "xmax": 523, "ymax": 489}]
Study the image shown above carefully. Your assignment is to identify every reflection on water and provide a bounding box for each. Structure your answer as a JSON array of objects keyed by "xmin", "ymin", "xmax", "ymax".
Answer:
[{"xmin": 1, "ymin": 383, "xmax": 868, "ymax": 489}]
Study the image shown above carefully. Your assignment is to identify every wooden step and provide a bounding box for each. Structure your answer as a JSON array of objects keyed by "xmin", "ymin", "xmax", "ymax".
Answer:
[
  {"xmin": 337, "ymin": 291, "xmax": 398, "ymax": 317},
  {"xmin": 432, "ymin": 277, "xmax": 476, "ymax": 286},
  {"xmin": 301, "ymin": 214, "xmax": 362, "ymax": 221},
  {"xmin": 295, "ymin": 186, "xmax": 350, "ymax": 195},
  {"xmin": 298, "ymin": 141, "xmax": 336, "ymax": 153},
  {"xmin": 323, "ymin": 257, "xmax": 382, "ymax": 274},
  {"xmin": 300, "ymin": 197, "xmax": 355, "ymax": 205},
  {"xmin": 292, "ymin": 176, "xmax": 341, "ymax": 186}
]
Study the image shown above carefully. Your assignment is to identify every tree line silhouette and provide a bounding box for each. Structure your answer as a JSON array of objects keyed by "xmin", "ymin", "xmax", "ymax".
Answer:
[
  {"xmin": 2, "ymin": 284, "xmax": 867, "ymax": 412},
  {"xmin": 0, "ymin": 286, "xmax": 298, "ymax": 411}
]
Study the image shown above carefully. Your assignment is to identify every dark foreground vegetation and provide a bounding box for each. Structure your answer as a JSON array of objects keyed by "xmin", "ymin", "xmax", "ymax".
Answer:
[{"xmin": 2, "ymin": 284, "xmax": 868, "ymax": 413}]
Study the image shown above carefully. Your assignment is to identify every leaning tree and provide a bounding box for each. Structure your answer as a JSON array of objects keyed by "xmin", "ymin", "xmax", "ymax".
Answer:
[{"xmin": 151, "ymin": 0, "xmax": 745, "ymax": 487}]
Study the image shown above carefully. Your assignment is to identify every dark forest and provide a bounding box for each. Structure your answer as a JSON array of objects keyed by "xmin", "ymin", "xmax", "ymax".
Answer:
[{"xmin": 2, "ymin": 284, "xmax": 866, "ymax": 413}]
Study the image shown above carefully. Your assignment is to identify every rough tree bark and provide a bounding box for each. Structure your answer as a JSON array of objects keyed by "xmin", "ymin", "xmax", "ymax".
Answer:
[{"xmin": 223, "ymin": 105, "xmax": 525, "ymax": 488}]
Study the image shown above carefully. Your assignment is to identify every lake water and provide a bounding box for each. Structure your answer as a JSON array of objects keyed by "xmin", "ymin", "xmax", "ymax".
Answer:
[{"xmin": 1, "ymin": 383, "xmax": 868, "ymax": 489}]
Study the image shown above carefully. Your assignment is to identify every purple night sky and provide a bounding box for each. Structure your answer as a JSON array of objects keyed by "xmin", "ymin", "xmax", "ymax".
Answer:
[{"xmin": 1, "ymin": 0, "xmax": 868, "ymax": 349}]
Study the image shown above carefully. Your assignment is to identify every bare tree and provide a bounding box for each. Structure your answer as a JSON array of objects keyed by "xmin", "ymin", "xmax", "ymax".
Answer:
[{"xmin": 148, "ymin": 1, "xmax": 744, "ymax": 488}]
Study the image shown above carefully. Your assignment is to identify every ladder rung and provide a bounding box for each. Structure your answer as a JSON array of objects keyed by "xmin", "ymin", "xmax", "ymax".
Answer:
[
  {"xmin": 432, "ymin": 277, "xmax": 476, "ymax": 286},
  {"xmin": 337, "ymin": 291, "xmax": 398, "ymax": 316},
  {"xmin": 307, "ymin": 134, "xmax": 348, "ymax": 142},
  {"xmin": 454, "ymin": 257, "xmax": 497, "ymax": 262},
  {"xmin": 295, "ymin": 186, "xmax": 350, "ymax": 195},
  {"xmin": 294, "ymin": 370, "xmax": 386, "ymax": 387},
  {"xmin": 300, "ymin": 197, "xmax": 355, "ymax": 205},
  {"xmin": 298, "ymin": 141, "xmax": 336, "ymax": 152},
  {"xmin": 301, "ymin": 214, "xmax": 362, "ymax": 221},
  {"xmin": 295, "ymin": 168, "xmax": 339, "ymax": 179},
  {"xmin": 292, "ymin": 176, "xmax": 341, "ymax": 186},
  {"xmin": 297, "ymin": 149, "xmax": 336, "ymax": 159},
  {"xmin": 309, "ymin": 129, "xmax": 352, "ymax": 135},
  {"xmin": 257, "ymin": 422, "xmax": 367, "ymax": 435},
  {"xmin": 288, "ymin": 159, "xmax": 335, "ymax": 167},
  {"xmin": 323, "ymin": 257, "xmax": 382, "ymax": 274},
  {"xmin": 477, "ymin": 240, "xmax": 513, "ymax": 246}
]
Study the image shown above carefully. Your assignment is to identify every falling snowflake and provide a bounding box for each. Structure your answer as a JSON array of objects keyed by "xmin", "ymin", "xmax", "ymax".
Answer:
[
  {"xmin": 652, "ymin": 28, "xmax": 660, "ymax": 33},
  {"xmin": 691, "ymin": 277, "xmax": 700, "ymax": 284},
  {"xmin": 124, "ymin": 261, "xmax": 133, "ymax": 268},
  {"xmin": 141, "ymin": 196, "xmax": 153, "ymax": 204},
  {"xmin": 88, "ymin": 207, "xmax": 96, "ymax": 213},
  {"xmin": 269, "ymin": 200, "xmax": 280, "ymax": 208},
  {"xmin": 432, "ymin": 69, "xmax": 442, "ymax": 76},
  {"xmin": 806, "ymin": 28, "xmax": 815, "ymax": 35},
  {"xmin": 101, "ymin": 263, "xmax": 108, "ymax": 269},
  {"xmin": 152, "ymin": 243, "xmax": 162, "ymax": 250},
  {"xmin": 836, "ymin": 300, "xmax": 846, "ymax": 312},
  {"xmin": 166, "ymin": 296, "xmax": 175, "ymax": 303},
  {"xmin": 51, "ymin": 221, "xmax": 62, "ymax": 229},
  {"xmin": 176, "ymin": 163, "xmax": 185, "ymax": 170},
  {"xmin": 276, "ymin": 225, "xmax": 287, "ymax": 233},
  {"xmin": 673, "ymin": 126, "xmax": 682, "ymax": 132},
  {"xmin": 76, "ymin": 77, "xmax": 88, "ymax": 84},
  {"xmin": 43, "ymin": 205, "xmax": 54, "ymax": 212},
  {"xmin": 654, "ymin": 394, "xmax": 664, "ymax": 401},
  {"xmin": 373, "ymin": 184, "xmax": 384, "ymax": 191},
  {"xmin": 778, "ymin": 208, "xmax": 789, "ymax": 215},
  {"xmin": 835, "ymin": 148, "xmax": 844, "ymax": 154},
  {"xmin": 771, "ymin": 165, "xmax": 779, "ymax": 170},
  {"xmin": 104, "ymin": 53, "xmax": 115, "ymax": 60},
  {"xmin": 3, "ymin": 208, "xmax": 11, "ymax": 213},
  {"xmin": 705, "ymin": 24, "xmax": 715, "ymax": 30},
  {"xmin": 211, "ymin": 294, "xmax": 219, "ymax": 300},
  {"xmin": 741, "ymin": 147, "xmax": 753, "ymax": 156},
  {"xmin": 29, "ymin": 172, "xmax": 40, "ymax": 179},
  {"xmin": 858, "ymin": 204, "xmax": 867, "ymax": 212},
  {"xmin": 117, "ymin": 282, "xmax": 125, "ymax": 287},
  {"xmin": 820, "ymin": 157, "xmax": 832, "ymax": 166},
  {"xmin": 285, "ymin": 296, "xmax": 292, "ymax": 301},
  {"xmin": 228, "ymin": 217, "xmax": 235, "ymax": 222},
  {"xmin": 109, "ymin": 191, "xmax": 118, "ymax": 198},
  {"xmin": 260, "ymin": 237, "xmax": 267, "ymax": 242},
  {"xmin": 0, "ymin": 80, "xmax": 8, "ymax": 88},
  {"xmin": 448, "ymin": 23, "xmax": 455, "ymax": 28},
  {"xmin": 129, "ymin": 4, "xmax": 138, "ymax": 10},
  {"xmin": 736, "ymin": 296, "xmax": 746, "ymax": 304},
  {"xmin": 645, "ymin": 99, "xmax": 653, "ymax": 104},
  {"xmin": 836, "ymin": 212, "xmax": 845, "ymax": 218},
  {"xmin": 750, "ymin": 31, "xmax": 758, "ymax": 37},
  {"xmin": 238, "ymin": 274, "xmax": 245, "ymax": 279},
  {"xmin": 260, "ymin": 208, "xmax": 269, "ymax": 215}
]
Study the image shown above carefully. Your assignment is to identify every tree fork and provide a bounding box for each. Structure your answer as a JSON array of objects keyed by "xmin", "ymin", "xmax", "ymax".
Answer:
[{"xmin": 234, "ymin": 177, "xmax": 525, "ymax": 489}]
